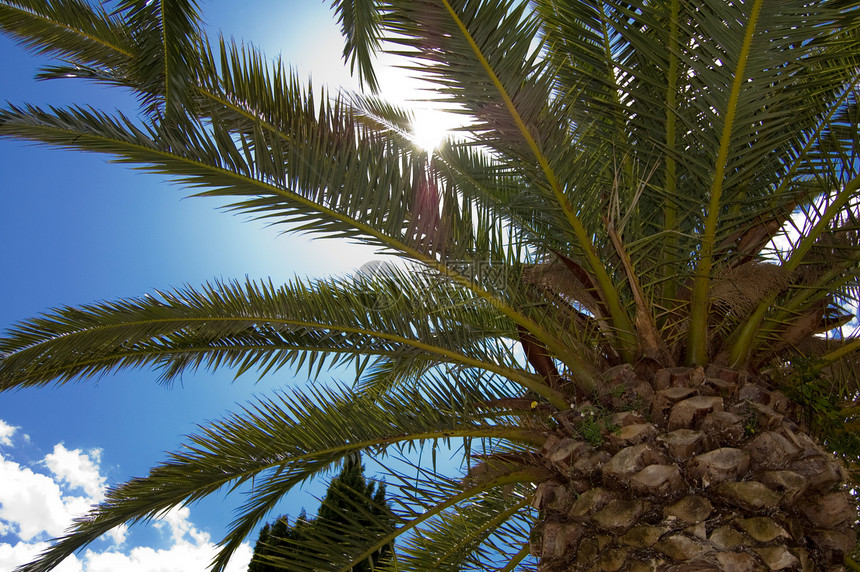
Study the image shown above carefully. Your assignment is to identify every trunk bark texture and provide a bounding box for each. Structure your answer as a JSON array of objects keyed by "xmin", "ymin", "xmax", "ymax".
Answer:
[{"xmin": 532, "ymin": 364, "xmax": 856, "ymax": 571}]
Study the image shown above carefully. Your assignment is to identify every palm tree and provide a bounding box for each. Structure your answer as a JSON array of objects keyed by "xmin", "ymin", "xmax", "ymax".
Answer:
[{"xmin": 1, "ymin": 0, "xmax": 860, "ymax": 570}]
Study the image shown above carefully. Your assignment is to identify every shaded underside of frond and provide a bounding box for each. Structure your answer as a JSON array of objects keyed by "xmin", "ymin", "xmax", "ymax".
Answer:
[
  {"xmin": 0, "ymin": 273, "xmax": 553, "ymax": 392},
  {"xmin": 14, "ymin": 381, "xmax": 549, "ymax": 572}
]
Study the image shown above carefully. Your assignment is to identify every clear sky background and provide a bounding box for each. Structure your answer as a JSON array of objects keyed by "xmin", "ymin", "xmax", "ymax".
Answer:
[{"xmin": 0, "ymin": 2, "xmax": 452, "ymax": 570}]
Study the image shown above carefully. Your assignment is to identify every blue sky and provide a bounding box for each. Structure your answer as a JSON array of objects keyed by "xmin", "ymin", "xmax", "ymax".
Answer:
[{"xmin": 0, "ymin": 1, "xmax": 444, "ymax": 569}]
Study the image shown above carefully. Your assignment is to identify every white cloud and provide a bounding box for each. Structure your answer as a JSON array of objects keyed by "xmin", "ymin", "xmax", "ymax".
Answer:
[
  {"xmin": 0, "ymin": 420, "xmax": 252, "ymax": 572},
  {"xmin": 81, "ymin": 538, "xmax": 253, "ymax": 572},
  {"xmin": 44, "ymin": 444, "xmax": 107, "ymax": 501},
  {"xmin": 0, "ymin": 452, "xmax": 89, "ymax": 541},
  {"xmin": 75, "ymin": 507, "xmax": 252, "ymax": 572},
  {"xmin": 0, "ymin": 420, "xmax": 19, "ymax": 447},
  {"xmin": 0, "ymin": 541, "xmax": 47, "ymax": 572},
  {"xmin": 106, "ymin": 524, "xmax": 128, "ymax": 546},
  {"xmin": 0, "ymin": 541, "xmax": 83, "ymax": 572},
  {"xmin": 1, "ymin": 518, "xmax": 252, "ymax": 572},
  {"xmin": 154, "ymin": 507, "xmax": 211, "ymax": 546}
]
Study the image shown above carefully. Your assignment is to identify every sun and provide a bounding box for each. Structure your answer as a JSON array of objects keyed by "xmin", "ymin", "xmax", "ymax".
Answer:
[{"xmin": 410, "ymin": 108, "xmax": 451, "ymax": 153}]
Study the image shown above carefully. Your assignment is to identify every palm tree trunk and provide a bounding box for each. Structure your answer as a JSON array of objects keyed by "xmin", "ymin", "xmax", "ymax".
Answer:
[{"xmin": 532, "ymin": 364, "xmax": 855, "ymax": 571}]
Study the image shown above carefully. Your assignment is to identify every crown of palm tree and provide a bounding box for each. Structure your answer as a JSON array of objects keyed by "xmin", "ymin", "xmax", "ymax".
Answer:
[{"xmin": 2, "ymin": 0, "xmax": 860, "ymax": 570}]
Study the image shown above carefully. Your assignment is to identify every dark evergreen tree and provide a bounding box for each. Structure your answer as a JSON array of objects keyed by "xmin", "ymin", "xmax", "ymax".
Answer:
[
  {"xmin": 248, "ymin": 510, "xmax": 309, "ymax": 572},
  {"xmin": 249, "ymin": 459, "xmax": 394, "ymax": 571}
]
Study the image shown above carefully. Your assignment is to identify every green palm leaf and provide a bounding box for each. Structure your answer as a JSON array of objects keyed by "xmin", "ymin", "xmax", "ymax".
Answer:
[
  {"xmin": 0, "ymin": 0, "xmax": 133, "ymax": 68},
  {"xmin": 15, "ymin": 383, "xmax": 545, "ymax": 572},
  {"xmin": 0, "ymin": 273, "xmax": 570, "ymax": 403},
  {"xmin": 0, "ymin": 0, "xmax": 203, "ymax": 114},
  {"xmin": 332, "ymin": 0, "xmax": 383, "ymax": 91},
  {"xmin": 0, "ymin": 81, "xmax": 593, "ymax": 387},
  {"xmin": 389, "ymin": 485, "xmax": 534, "ymax": 572}
]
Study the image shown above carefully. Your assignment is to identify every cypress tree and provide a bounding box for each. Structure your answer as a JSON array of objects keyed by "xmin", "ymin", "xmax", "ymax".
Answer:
[{"xmin": 249, "ymin": 459, "xmax": 393, "ymax": 571}]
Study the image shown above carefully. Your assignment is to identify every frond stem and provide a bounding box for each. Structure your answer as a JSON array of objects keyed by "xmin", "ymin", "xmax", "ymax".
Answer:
[
  {"xmin": 337, "ymin": 468, "xmax": 547, "ymax": 572},
  {"xmin": 497, "ymin": 542, "xmax": 531, "ymax": 572},
  {"xmin": 160, "ymin": 0, "xmax": 169, "ymax": 107},
  {"xmin": 823, "ymin": 337, "xmax": 860, "ymax": 364},
  {"xmin": 660, "ymin": 0, "xmax": 680, "ymax": 308},
  {"xmin": 687, "ymin": 0, "xmax": 764, "ymax": 364},
  {"xmin": 431, "ymin": 494, "xmax": 532, "ymax": 568},
  {"xmin": 439, "ymin": 0, "xmax": 635, "ymax": 362},
  {"xmin": 4, "ymin": 313, "xmax": 566, "ymax": 407}
]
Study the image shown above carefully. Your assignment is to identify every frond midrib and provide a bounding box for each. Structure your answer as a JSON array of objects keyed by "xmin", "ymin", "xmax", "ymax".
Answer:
[
  {"xmin": 338, "ymin": 468, "xmax": 546, "ymax": 572},
  {"xmin": 688, "ymin": 0, "xmax": 764, "ymax": 364},
  {"xmin": 430, "ymin": 495, "xmax": 532, "ymax": 568},
  {"xmin": 1, "ymin": 3, "xmax": 134, "ymax": 58},
  {"xmin": 4, "ymin": 313, "xmax": 549, "ymax": 397}
]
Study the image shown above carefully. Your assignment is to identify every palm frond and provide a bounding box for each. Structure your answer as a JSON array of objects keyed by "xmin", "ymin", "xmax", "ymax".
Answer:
[
  {"xmin": 114, "ymin": 0, "xmax": 203, "ymax": 115},
  {"xmin": 0, "ymin": 0, "xmax": 204, "ymax": 114},
  {"xmin": 0, "ymin": 273, "xmax": 572, "ymax": 402},
  {"xmin": 390, "ymin": 486, "xmax": 534, "ymax": 572},
  {"xmin": 331, "ymin": 0, "xmax": 384, "ymax": 91},
  {"xmin": 15, "ymin": 383, "xmax": 546, "ymax": 572},
  {"xmin": 0, "ymin": 63, "xmax": 595, "ymax": 389},
  {"xmin": 376, "ymin": 0, "xmax": 638, "ymax": 352},
  {"xmin": 0, "ymin": 0, "xmax": 133, "ymax": 67}
]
